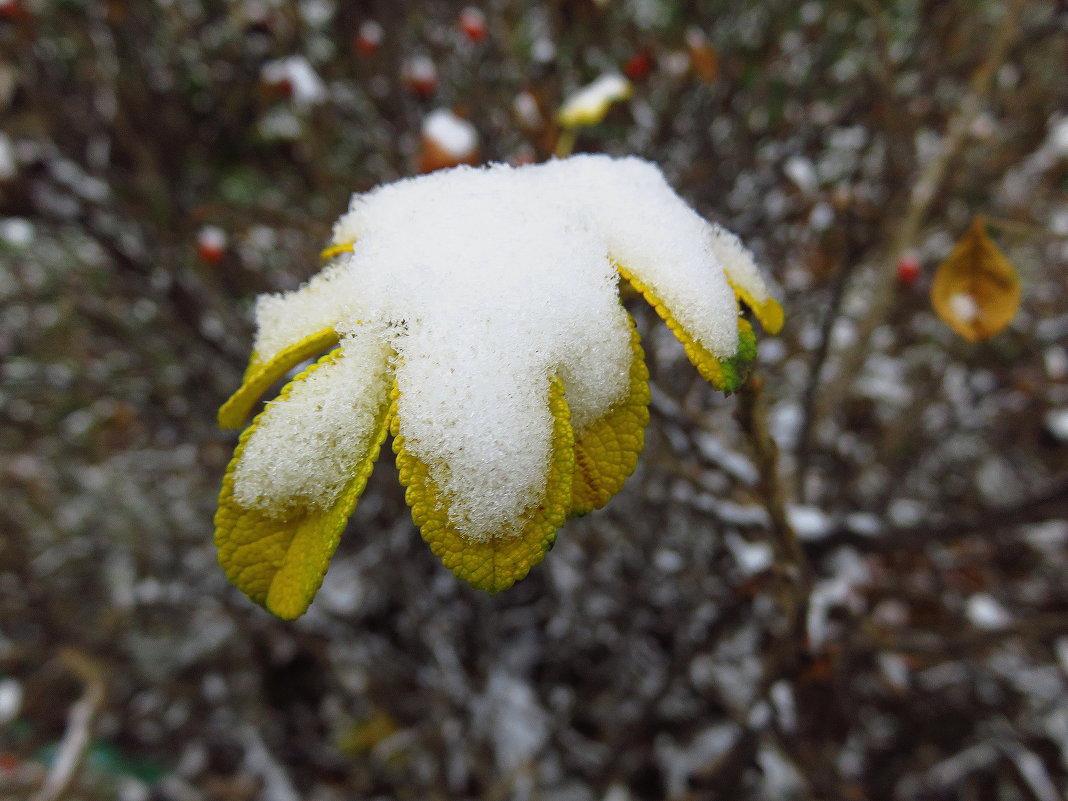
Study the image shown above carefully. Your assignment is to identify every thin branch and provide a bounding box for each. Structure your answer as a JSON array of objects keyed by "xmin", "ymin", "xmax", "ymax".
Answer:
[
  {"xmin": 805, "ymin": 476, "xmax": 1068, "ymax": 558},
  {"xmin": 869, "ymin": 612, "xmax": 1068, "ymax": 659},
  {"xmin": 794, "ymin": 209, "xmax": 865, "ymax": 498},
  {"xmin": 737, "ymin": 374, "xmax": 811, "ymax": 628},
  {"xmin": 32, "ymin": 651, "xmax": 106, "ymax": 801}
]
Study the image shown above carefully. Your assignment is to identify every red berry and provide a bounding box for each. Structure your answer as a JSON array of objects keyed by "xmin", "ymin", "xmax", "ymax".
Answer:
[
  {"xmin": 458, "ymin": 7, "xmax": 487, "ymax": 43},
  {"xmin": 623, "ymin": 50, "xmax": 654, "ymax": 82},
  {"xmin": 402, "ymin": 56, "xmax": 438, "ymax": 99},
  {"xmin": 355, "ymin": 20, "xmax": 383, "ymax": 57},
  {"xmin": 0, "ymin": 0, "xmax": 22, "ymax": 20},
  {"xmin": 896, "ymin": 252, "xmax": 921, "ymax": 286},
  {"xmin": 197, "ymin": 226, "xmax": 227, "ymax": 264}
]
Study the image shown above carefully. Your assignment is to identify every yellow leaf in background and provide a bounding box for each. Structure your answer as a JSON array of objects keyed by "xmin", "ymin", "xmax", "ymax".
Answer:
[
  {"xmin": 931, "ymin": 217, "xmax": 1021, "ymax": 342},
  {"xmin": 557, "ymin": 74, "xmax": 632, "ymax": 128},
  {"xmin": 337, "ymin": 709, "xmax": 399, "ymax": 756}
]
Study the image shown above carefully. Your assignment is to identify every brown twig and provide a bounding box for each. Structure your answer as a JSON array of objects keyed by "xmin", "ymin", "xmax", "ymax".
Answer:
[
  {"xmin": 31, "ymin": 650, "xmax": 106, "ymax": 801},
  {"xmin": 860, "ymin": 611, "xmax": 1068, "ymax": 660},
  {"xmin": 794, "ymin": 208, "xmax": 867, "ymax": 499},
  {"xmin": 737, "ymin": 374, "xmax": 811, "ymax": 630},
  {"xmin": 804, "ymin": 476, "xmax": 1068, "ymax": 558}
]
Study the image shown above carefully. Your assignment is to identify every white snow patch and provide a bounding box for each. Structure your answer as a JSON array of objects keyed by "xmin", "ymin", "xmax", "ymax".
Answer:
[
  {"xmin": 695, "ymin": 431, "xmax": 758, "ymax": 485},
  {"xmin": 888, "ymin": 498, "xmax": 925, "ymax": 528},
  {"xmin": 1045, "ymin": 408, "xmax": 1068, "ymax": 442},
  {"xmin": 1049, "ymin": 115, "xmax": 1068, "ymax": 157},
  {"xmin": 947, "ymin": 291, "xmax": 979, "ymax": 324},
  {"xmin": 261, "ymin": 56, "xmax": 327, "ymax": 110},
  {"xmin": 787, "ymin": 504, "xmax": 833, "ymax": 540},
  {"xmin": 531, "ymin": 37, "xmax": 555, "ymax": 63},
  {"xmin": 0, "ymin": 132, "xmax": 15, "ymax": 180},
  {"xmin": 234, "ymin": 328, "xmax": 392, "ymax": 510},
  {"xmin": 783, "ymin": 155, "xmax": 818, "ymax": 194},
  {"xmin": 757, "ymin": 744, "xmax": 805, "ymax": 796},
  {"xmin": 807, "ymin": 548, "xmax": 869, "ymax": 649},
  {"xmin": 422, "ymin": 109, "xmax": 478, "ymax": 158},
  {"xmin": 706, "ymin": 223, "xmax": 774, "ymax": 307},
  {"xmin": 0, "ymin": 678, "xmax": 21, "ymax": 725},
  {"xmin": 479, "ymin": 669, "xmax": 550, "ymax": 775},
  {"xmin": 401, "ymin": 54, "xmax": 437, "ymax": 86},
  {"xmin": 1044, "ymin": 345, "xmax": 1068, "ymax": 379},
  {"xmin": 725, "ymin": 532, "xmax": 773, "ymax": 575},
  {"xmin": 239, "ymin": 157, "xmax": 760, "ymax": 540},
  {"xmin": 197, "ymin": 225, "xmax": 227, "ymax": 252},
  {"xmin": 0, "ymin": 217, "xmax": 34, "ymax": 248},
  {"xmin": 845, "ymin": 511, "xmax": 882, "ymax": 537},
  {"xmin": 357, "ymin": 20, "xmax": 383, "ymax": 48},
  {"xmin": 878, "ymin": 652, "xmax": 910, "ymax": 691},
  {"xmin": 966, "ymin": 593, "xmax": 1013, "ymax": 630},
  {"xmin": 657, "ymin": 724, "xmax": 739, "ymax": 799},
  {"xmin": 512, "ymin": 90, "xmax": 542, "ymax": 129}
]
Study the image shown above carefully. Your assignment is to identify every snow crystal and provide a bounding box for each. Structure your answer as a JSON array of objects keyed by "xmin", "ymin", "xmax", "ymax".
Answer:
[
  {"xmin": 421, "ymin": 109, "xmax": 478, "ymax": 158},
  {"xmin": 237, "ymin": 156, "xmax": 767, "ymax": 540}
]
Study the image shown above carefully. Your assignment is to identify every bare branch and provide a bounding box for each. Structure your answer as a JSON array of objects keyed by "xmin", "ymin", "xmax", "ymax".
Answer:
[{"xmin": 31, "ymin": 651, "xmax": 106, "ymax": 801}]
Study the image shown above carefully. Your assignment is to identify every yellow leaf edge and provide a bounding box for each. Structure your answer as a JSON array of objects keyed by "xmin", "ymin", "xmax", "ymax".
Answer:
[
  {"xmin": 391, "ymin": 374, "xmax": 576, "ymax": 594},
  {"xmin": 218, "ymin": 327, "xmax": 340, "ymax": 429},
  {"xmin": 215, "ymin": 350, "xmax": 393, "ymax": 619},
  {"xmin": 726, "ymin": 277, "xmax": 784, "ymax": 335},
  {"xmin": 570, "ymin": 311, "xmax": 650, "ymax": 516},
  {"xmin": 616, "ymin": 264, "xmax": 757, "ymax": 393}
]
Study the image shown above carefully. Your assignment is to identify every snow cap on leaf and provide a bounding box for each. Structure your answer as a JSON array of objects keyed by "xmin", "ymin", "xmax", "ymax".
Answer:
[{"xmin": 215, "ymin": 155, "xmax": 782, "ymax": 618}]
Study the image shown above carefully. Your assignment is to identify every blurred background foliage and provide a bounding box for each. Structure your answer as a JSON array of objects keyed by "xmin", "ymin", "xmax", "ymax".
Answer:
[{"xmin": 2, "ymin": 0, "xmax": 1068, "ymax": 799}]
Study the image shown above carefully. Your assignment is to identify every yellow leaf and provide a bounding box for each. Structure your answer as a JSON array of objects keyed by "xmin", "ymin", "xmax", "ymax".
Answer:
[
  {"xmin": 215, "ymin": 350, "xmax": 393, "ymax": 619},
  {"xmin": 218, "ymin": 327, "xmax": 340, "ymax": 429},
  {"xmin": 931, "ymin": 217, "xmax": 1021, "ymax": 342},
  {"xmin": 726, "ymin": 277, "xmax": 784, "ymax": 335},
  {"xmin": 391, "ymin": 375, "xmax": 575, "ymax": 593},
  {"xmin": 557, "ymin": 74, "xmax": 633, "ymax": 128},
  {"xmin": 337, "ymin": 709, "xmax": 399, "ymax": 756},
  {"xmin": 570, "ymin": 312, "xmax": 650, "ymax": 516},
  {"xmin": 616, "ymin": 264, "xmax": 757, "ymax": 392}
]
